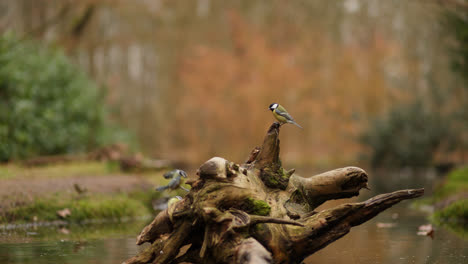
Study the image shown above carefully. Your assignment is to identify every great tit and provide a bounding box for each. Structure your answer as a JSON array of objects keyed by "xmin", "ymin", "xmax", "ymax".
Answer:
[
  {"xmin": 156, "ymin": 169, "xmax": 190, "ymax": 192},
  {"xmin": 268, "ymin": 103, "xmax": 303, "ymax": 128}
]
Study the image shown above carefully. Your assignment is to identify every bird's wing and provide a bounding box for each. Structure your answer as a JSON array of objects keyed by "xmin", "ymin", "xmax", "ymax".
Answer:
[
  {"xmin": 275, "ymin": 107, "xmax": 294, "ymax": 122},
  {"xmin": 167, "ymin": 176, "xmax": 182, "ymax": 189},
  {"xmin": 156, "ymin": 185, "xmax": 168, "ymax": 192}
]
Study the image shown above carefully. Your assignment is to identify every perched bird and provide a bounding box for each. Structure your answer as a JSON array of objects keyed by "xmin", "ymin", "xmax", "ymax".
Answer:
[
  {"xmin": 167, "ymin": 196, "xmax": 183, "ymax": 207},
  {"xmin": 268, "ymin": 103, "xmax": 303, "ymax": 128},
  {"xmin": 156, "ymin": 169, "xmax": 190, "ymax": 192}
]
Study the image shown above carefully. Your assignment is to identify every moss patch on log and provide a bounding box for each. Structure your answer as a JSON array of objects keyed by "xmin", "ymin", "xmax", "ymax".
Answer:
[
  {"xmin": 259, "ymin": 167, "xmax": 290, "ymax": 190},
  {"xmin": 243, "ymin": 198, "xmax": 271, "ymax": 216}
]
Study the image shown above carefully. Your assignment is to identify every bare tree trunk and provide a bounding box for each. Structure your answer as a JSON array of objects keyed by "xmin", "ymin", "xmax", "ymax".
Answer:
[{"xmin": 124, "ymin": 122, "xmax": 424, "ymax": 264}]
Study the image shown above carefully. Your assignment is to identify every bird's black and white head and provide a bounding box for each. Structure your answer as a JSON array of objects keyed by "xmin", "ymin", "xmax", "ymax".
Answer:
[
  {"xmin": 269, "ymin": 103, "xmax": 278, "ymax": 112},
  {"xmin": 178, "ymin": 170, "xmax": 188, "ymax": 178},
  {"xmin": 163, "ymin": 170, "xmax": 175, "ymax": 179}
]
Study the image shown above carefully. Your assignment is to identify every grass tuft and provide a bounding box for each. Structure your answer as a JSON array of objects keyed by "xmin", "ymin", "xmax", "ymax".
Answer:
[
  {"xmin": 433, "ymin": 199, "xmax": 468, "ymax": 224},
  {"xmin": 1, "ymin": 191, "xmax": 159, "ymax": 224}
]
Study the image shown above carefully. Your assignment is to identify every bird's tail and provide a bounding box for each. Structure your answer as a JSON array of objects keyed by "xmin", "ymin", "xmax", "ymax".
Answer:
[{"xmin": 290, "ymin": 120, "xmax": 303, "ymax": 129}]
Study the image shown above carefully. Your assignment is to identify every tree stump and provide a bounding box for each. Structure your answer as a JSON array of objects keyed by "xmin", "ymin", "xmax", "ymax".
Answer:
[{"xmin": 124, "ymin": 122, "xmax": 424, "ymax": 264}]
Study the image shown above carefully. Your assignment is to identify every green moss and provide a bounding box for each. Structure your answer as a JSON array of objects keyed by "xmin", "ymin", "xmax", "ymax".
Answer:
[
  {"xmin": 0, "ymin": 160, "xmax": 173, "ymax": 225},
  {"xmin": 432, "ymin": 199, "xmax": 468, "ymax": 239},
  {"xmin": 254, "ymin": 223, "xmax": 265, "ymax": 232},
  {"xmin": 416, "ymin": 167, "xmax": 468, "ymax": 239},
  {"xmin": 433, "ymin": 199, "xmax": 468, "ymax": 223},
  {"xmin": 1, "ymin": 191, "xmax": 158, "ymax": 224},
  {"xmin": 432, "ymin": 167, "xmax": 468, "ymax": 199},
  {"xmin": 266, "ymin": 177, "xmax": 279, "ymax": 186},
  {"xmin": 447, "ymin": 166, "xmax": 468, "ymax": 182},
  {"xmin": 280, "ymin": 168, "xmax": 289, "ymax": 180},
  {"xmin": 71, "ymin": 195, "xmax": 148, "ymax": 222},
  {"xmin": 435, "ymin": 182, "xmax": 468, "ymax": 199},
  {"xmin": 415, "ymin": 166, "xmax": 468, "ymax": 205},
  {"xmin": 244, "ymin": 198, "xmax": 271, "ymax": 216},
  {"xmin": 259, "ymin": 166, "xmax": 290, "ymax": 190},
  {"xmin": 433, "ymin": 219, "xmax": 468, "ymax": 239},
  {"xmin": 7, "ymin": 199, "xmax": 62, "ymax": 222}
]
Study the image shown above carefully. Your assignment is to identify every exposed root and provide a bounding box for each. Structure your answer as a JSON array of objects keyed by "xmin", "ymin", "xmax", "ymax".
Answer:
[{"xmin": 124, "ymin": 123, "xmax": 424, "ymax": 264}]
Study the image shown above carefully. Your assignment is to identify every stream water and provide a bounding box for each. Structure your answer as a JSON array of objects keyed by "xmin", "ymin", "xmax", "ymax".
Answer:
[{"xmin": 0, "ymin": 170, "xmax": 467, "ymax": 264}]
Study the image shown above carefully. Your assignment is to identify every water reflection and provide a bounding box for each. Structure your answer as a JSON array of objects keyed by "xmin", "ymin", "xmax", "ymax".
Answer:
[
  {"xmin": 305, "ymin": 205, "xmax": 468, "ymax": 264},
  {"xmin": 0, "ymin": 221, "xmax": 147, "ymax": 264},
  {"xmin": 0, "ymin": 206, "xmax": 467, "ymax": 264},
  {"xmin": 303, "ymin": 168, "xmax": 468, "ymax": 263},
  {"xmin": 0, "ymin": 239, "xmax": 135, "ymax": 264},
  {"xmin": 0, "ymin": 169, "xmax": 467, "ymax": 264}
]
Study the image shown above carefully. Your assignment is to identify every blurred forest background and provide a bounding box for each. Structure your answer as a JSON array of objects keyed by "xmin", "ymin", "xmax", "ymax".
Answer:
[{"xmin": 1, "ymin": 0, "xmax": 467, "ymax": 169}]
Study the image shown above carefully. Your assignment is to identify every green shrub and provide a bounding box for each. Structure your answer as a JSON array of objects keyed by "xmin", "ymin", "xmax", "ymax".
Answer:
[
  {"xmin": 360, "ymin": 100, "xmax": 453, "ymax": 168},
  {"xmin": 0, "ymin": 33, "xmax": 127, "ymax": 161}
]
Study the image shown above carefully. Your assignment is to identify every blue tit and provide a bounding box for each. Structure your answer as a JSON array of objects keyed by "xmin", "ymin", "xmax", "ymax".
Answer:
[
  {"xmin": 167, "ymin": 196, "xmax": 183, "ymax": 207},
  {"xmin": 156, "ymin": 169, "xmax": 190, "ymax": 192},
  {"xmin": 268, "ymin": 103, "xmax": 303, "ymax": 129}
]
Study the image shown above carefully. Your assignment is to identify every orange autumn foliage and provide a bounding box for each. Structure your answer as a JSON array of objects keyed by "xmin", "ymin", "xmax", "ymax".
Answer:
[{"xmin": 171, "ymin": 11, "xmax": 406, "ymax": 166}]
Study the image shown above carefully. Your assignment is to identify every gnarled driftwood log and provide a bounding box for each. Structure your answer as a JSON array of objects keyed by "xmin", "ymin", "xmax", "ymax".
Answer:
[{"xmin": 124, "ymin": 122, "xmax": 424, "ymax": 264}]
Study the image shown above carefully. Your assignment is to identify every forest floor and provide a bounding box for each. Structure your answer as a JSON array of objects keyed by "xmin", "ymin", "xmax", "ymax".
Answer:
[{"xmin": 0, "ymin": 161, "xmax": 187, "ymax": 224}]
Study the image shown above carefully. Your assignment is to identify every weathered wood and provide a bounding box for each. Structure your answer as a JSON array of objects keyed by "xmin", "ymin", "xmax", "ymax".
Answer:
[
  {"xmin": 254, "ymin": 122, "xmax": 281, "ymax": 168},
  {"xmin": 124, "ymin": 238, "xmax": 166, "ymax": 264},
  {"xmin": 285, "ymin": 189, "xmax": 424, "ymax": 263},
  {"xmin": 253, "ymin": 122, "xmax": 291, "ymax": 190},
  {"xmin": 287, "ymin": 166, "xmax": 369, "ymax": 211},
  {"xmin": 124, "ymin": 122, "xmax": 424, "ymax": 264},
  {"xmin": 136, "ymin": 208, "xmax": 172, "ymax": 245}
]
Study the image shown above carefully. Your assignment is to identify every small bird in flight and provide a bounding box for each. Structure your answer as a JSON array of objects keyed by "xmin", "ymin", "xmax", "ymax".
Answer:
[
  {"xmin": 269, "ymin": 103, "xmax": 303, "ymax": 128},
  {"xmin": 156, "ymin": 169, "xmax": 190, "ymax": 192}
]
